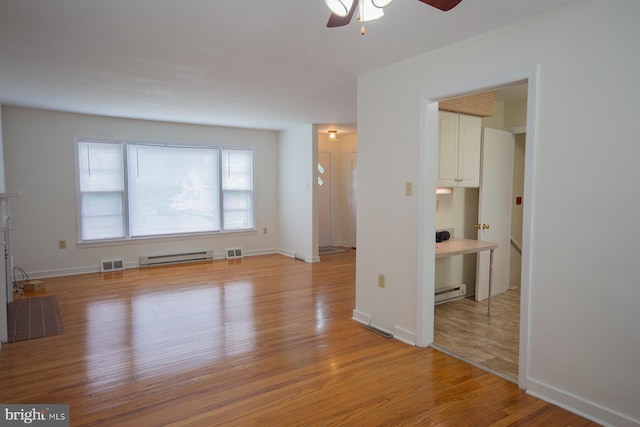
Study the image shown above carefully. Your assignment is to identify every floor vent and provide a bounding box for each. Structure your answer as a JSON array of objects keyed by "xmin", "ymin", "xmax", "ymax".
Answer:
[
  {"xmin": 225, "ymin": 248, "xmax": 244, "ymax": 259},
  {"xmin": 364, "ymin": 324, "xmax": 393, "ymax": 339},
  {"xmin": 139, "ymin": 250, "xmax": 213, "ymax": 267},
  {"xmin": 100, "ymin": 258, "xmax": 125, "ymax": 272},
  {"xmin": 435, "ymin": 283, "xmax": 467, "ymax": 304}
]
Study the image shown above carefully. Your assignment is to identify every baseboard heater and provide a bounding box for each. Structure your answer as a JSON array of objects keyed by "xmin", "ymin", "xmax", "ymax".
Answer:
[
  {"xmin": 435, "ymin": 283, "xmax": 467, "ymax": 304},
  {"xmin": 139, "ymin": 250, "xmax": 213, "ymax": 267}
]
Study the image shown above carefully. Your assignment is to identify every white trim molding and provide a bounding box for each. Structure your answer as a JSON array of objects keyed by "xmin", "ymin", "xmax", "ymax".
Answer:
[{"xmin": 527, "ymin": 379, "xmax": 639, "ymax": 427}]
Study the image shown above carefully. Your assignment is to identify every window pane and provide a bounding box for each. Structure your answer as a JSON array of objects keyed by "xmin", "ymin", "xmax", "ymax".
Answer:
[
  {"xmin": 81, "ymin": 193, "xmax": 124, "ymax": 240},
  {"xmin": 222, "ymin": 150, "xmax": 252, "ymax": 190},
  {"xmin": 78, "ymin": 142, "xmax": 124, "ymax": 192},
  {"xmin": 128, "ymin": 144, "xmax": 220, "ymax": 237},
  {"xmin": 77, "ymin": 141, "xmax": 255, "ymax": 241},
  {"xmin": 223, "ymin": 190, "xmax": 254, "ymax": 230},
  {"xmin": 222, "ymin": 149, "xmax": 253, "ymax": 231}
]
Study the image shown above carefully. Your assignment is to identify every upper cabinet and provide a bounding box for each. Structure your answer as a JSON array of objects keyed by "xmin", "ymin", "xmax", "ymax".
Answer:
[{"xmin": 437, "ymin": 111, "xmax": 481, "ymax": 188}]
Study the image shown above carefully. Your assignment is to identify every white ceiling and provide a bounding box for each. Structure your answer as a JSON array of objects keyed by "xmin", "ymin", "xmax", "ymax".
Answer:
[{"xmin": 0, "ymin": 0, "xmax": 573, "ymax": 134}]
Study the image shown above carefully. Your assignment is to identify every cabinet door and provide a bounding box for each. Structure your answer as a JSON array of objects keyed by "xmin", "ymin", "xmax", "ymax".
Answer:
[
  {"xmin": 437, "ymin": 111, "xmax": 459, "ymax": 187},
  {"xmin": 457, "ymin": 114, "xmax": 481, "ymax": 187}
]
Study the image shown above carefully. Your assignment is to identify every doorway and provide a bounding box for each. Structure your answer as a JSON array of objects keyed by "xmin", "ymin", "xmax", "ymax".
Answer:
[
  {"xmin": 433, "ymin": 106, "xmax": 526, "ymax": 380},
  {"xmin": 417, "ymin": 66, "xmax": 537, "ymax": 391}
]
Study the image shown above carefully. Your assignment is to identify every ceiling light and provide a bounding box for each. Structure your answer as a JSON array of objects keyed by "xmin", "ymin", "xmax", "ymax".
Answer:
[
  {"xmin": 359, "ymin": 0, "xmax": 385, "ymax": 22},
  {"xmin": 372, "ymin": 0, "xmax": 393, "ymax": 7},
  {"xmin": 324, "ymin": 0, "xmax": 354, "ymax": 17},
  {"xmin": 327, "ymin": 130, "xmax": 339, "ymax": 140}
]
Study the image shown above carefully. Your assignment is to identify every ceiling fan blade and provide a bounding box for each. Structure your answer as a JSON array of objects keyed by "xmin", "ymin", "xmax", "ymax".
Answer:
[
  {"xmin": 418, "ymin": 0, "xmax": 463, "ymax": 12},
  {"xmin": 327, "ymin": 0, "xmax": 359, "ymax": 28}
]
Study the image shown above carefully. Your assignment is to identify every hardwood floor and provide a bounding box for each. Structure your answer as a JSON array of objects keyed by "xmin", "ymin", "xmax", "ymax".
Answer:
[
  {"xmin": 0, "ymin": 251, "xmax": 597, "ymax": 426},
  {"xmin": 434, "ymin": 289, "xmax": 520, "ymax": 380}
]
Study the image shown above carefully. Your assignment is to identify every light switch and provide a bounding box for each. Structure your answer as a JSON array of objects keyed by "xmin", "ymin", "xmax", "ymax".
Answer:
[{"xmin": 405, "ymin": 182, "xmax": 413, "ymax": 196}]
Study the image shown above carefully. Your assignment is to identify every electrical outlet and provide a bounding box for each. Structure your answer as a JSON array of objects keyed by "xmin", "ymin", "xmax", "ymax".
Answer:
[
  {"xmin": 405, "ymin": 182, "xmax": 413, "ymax": 196},
  {"xmin": 378, "ymin": 274, "xmax": 386, "ymax": 288},
  {"xmin": 58, "ymin": 240, "xmax": 67, "ymax": 249}
]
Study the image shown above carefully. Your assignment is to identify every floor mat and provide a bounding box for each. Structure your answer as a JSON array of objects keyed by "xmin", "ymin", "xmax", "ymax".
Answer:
[{"xmin": 6, "ymin": 296, "xmax": 63, "ymax": 343}]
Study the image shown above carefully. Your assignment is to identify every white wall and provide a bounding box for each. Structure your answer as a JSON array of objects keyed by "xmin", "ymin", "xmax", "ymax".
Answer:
[
  {"xmin": 356, "ymin": 1, "xmax": 640, "ymax": 425},
  {"xmin": 278, "ymin": 125, "xmax": 317, "ymax": 262},
  {"xmin": 2, "ymin": 106, "xmax": 280, "ymax": 277}
]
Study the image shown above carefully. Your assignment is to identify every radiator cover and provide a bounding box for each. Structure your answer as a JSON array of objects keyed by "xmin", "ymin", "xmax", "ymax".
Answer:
[
  {"xmin": 139, "ymin": 250, "xmax": 213, "ymax": 267},
  {"xmin": 435, "ymin": 283, "xmax": 466, "ymax": 304}
]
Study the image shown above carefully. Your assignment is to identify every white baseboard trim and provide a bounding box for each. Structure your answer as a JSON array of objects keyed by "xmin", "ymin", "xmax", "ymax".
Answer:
[
  {"xmin": 25, "ymin": 250, "xmax": 287, "ymax": 279},
  {"xmin": 277, "ymin": 249, "xmax": 296, "ymax": 258},
  {"xmin": 276, "ymin": 249, "xmax": 321, "ymax": 263},
  {"xmin": 352, "ymin": 309, "xmax": 370, "ymax": 325},
  {"xmin": 352, "ymin": 310, "xmax": 417, "ymax": 346},
  {"xmin": 242, "ymin": 248, "xmax": 278, "ymax": 257},
  {"xmin": 393, "ymin": 326, "xmax": 416, "ymax": 346},
  {"xmin": 27, "ymin": 265, "xmax": 103, "ymax": 279},
  {"xmin": 527, "ymin": 378, "xmax": 639, "ymax": 427}
]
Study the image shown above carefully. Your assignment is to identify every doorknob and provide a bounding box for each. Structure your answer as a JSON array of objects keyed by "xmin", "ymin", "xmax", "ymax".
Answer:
[
  {"xmin": 474, "ymin": 224, "xmax": 480, "ymax": 229},
  {"xmin": 482, "ymin": 224, "xmax": 490, "ymax": 230}
]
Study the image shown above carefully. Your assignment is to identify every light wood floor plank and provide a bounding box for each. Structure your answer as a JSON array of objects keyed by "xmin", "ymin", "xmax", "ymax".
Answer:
[
  {"xmin": 0, "ymin": 251, "xmax": 597, "ymax": 426},
  {"xmin": 434, "ymin": 288, "xmax": 520, "ymax": 379}
]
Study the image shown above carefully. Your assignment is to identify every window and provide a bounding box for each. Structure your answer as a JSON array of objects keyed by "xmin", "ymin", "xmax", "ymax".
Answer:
[{"xmin": 76, "ymin": 139, "xmax": 254, "ymax": 242}]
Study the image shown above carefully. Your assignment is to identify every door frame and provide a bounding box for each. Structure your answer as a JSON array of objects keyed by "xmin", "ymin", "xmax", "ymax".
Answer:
[{"xmin": 416, "ymin": 65, "xmax": 538, "ymax": 391}]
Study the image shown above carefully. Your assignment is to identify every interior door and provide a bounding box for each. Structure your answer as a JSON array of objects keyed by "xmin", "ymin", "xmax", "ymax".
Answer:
[
  {"xmin": 476, "ymin": 127, "xmax": 514, "ymax": 301},
  {"xmin": 318, "ymin": 152, "xmax": 332, "ymax": 247}
]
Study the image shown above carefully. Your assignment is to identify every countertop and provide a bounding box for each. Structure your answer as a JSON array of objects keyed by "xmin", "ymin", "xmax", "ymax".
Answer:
[{"xmin": 435, "ymin": 237, "xmax": 498, "ymax": 259}]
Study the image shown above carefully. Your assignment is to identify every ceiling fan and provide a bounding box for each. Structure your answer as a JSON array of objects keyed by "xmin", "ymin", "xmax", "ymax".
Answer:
[{"xmin": 326, "ymin": 0, "xmax": 463, "ymax": 32}]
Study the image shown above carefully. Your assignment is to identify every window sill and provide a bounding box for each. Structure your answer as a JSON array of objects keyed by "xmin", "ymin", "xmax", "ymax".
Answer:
[{"xmin": 77, "ymin": 228, "xmax": 257, "ymax": 248}]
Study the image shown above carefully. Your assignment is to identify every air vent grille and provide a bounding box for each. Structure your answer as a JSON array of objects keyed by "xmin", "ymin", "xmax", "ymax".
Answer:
[
  {"xmin": 100, "ymin": 258, "xmax": 125, "ymax": 272},
  {"xmin": 225, "ymin": 248, "xmax": 243, "ymax": 259}
]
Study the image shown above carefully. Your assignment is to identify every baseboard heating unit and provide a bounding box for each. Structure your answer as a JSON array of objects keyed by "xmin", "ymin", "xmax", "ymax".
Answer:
[
  {"xmin": 139, "ymin": 250, "xmax": 213, "ymax": 267},
  {"xmin": 435, "ymin": 283, "xmax": 466, "ymax": 304}
]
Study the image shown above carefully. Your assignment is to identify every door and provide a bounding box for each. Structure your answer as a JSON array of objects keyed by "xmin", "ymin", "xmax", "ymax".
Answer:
[
  {"xmin": 318, "ymin": 152, "xmax": 332, "ymax": 247},
  {"xmin": 476, "ymin": 127, "xmax": 514, "ymax": 301}
]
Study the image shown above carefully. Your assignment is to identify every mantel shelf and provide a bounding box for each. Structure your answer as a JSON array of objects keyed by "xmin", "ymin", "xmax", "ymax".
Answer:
[{"xmin": 0, "ymin": 191, "xmax": 22, "ymax": 198}]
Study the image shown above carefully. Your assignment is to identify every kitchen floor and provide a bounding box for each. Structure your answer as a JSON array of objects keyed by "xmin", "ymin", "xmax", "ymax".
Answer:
[{"xmin": 434, "ymin": 288, "xmax": 520, "ymax": 380}]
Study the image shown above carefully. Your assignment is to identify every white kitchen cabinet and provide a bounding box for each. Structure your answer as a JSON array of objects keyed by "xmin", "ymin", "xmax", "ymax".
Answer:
[{"xmin": 437, "ymin": 111, "xmax": 481, "ymax": 188}]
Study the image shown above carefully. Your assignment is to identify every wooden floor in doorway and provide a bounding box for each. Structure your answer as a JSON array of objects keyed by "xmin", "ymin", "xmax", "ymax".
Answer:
[{"xmin": 434, "ymin": 289, "xmax": 520, "ymax": 380}]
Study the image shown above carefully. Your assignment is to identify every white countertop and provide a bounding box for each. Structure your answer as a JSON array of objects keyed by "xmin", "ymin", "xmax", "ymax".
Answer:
[{"xmin": 435, "ymin": 237, "xmax": 498, "ymax": 259}]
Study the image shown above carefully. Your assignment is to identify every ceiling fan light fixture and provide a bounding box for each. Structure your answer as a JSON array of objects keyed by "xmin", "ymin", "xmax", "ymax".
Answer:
[
  {"xmin": 372, "ymin": 0, "xmax": 393, "ymax": 7},
  {"xmin": 359, "ymin": 0, "xmax": 385, "ymax": 22},
  {"xmin": 324, "ymin": 0, "xmax": 354, "ymax": 17}
]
